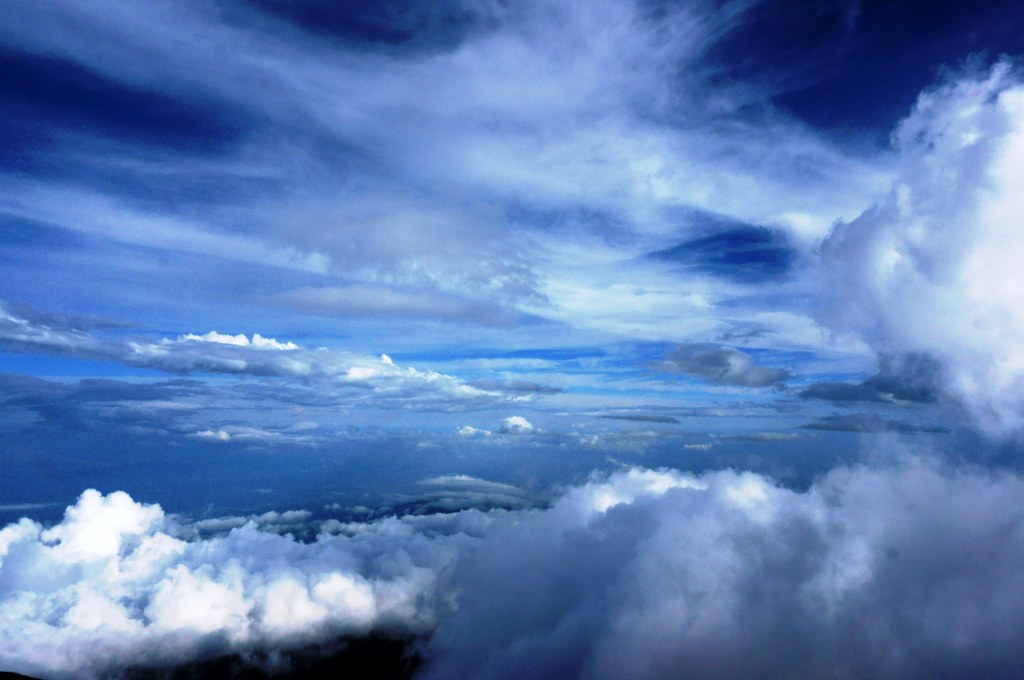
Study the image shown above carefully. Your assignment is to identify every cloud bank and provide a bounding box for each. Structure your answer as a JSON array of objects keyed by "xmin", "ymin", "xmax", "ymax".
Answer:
[
  {"xmin": 0, "ymin": 490, "xmax": 466, "ymax": 678},
  {"xmin": 5, "ymin": 460, "xmax": 1024, "ymax": 678},
  {"xmin": 820, "ymin": 60, "xmax": 1024, "ymax": 435}
]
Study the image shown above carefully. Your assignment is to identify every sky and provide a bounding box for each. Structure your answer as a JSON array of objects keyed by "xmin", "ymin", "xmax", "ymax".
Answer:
[{"xmin": 2, "ymin": 0, "xmax": 1024, "ymax": 678}]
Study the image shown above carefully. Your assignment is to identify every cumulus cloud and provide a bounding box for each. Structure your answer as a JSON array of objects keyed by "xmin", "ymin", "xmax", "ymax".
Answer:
[
  {"xmin": 498, "ymin": 416, "xmax": 534, "ymax": 434},
  {"xmin": 819, "ymin": 60, "xmax": 1024, "ymax": 435},
  {"xmin": 422, "ymin": 461, "xmax": 1024, "ymax": 679},
  {"xmin": 175, "ymin": 331, "xmax": 299, "ymax": 351},
  {"xmin": 0, "ymin": 490, "xmax": 465, "ymax": 679},
  {"xmin": 8, "ymin": 461, "xmax": 1024, "ymax": 678},
  {"xmin": 658, "ymin": 343, "xmax": 791, "ymax": 387}
]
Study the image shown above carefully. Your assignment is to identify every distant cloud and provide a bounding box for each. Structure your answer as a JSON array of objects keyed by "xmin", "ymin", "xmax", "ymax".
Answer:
[
  {"xmin": 175, "ymin": 331, "xmax": 299, "ymax": 351},
  {"xmin": 272, "ymin": 285, "xmax": 515, "ymax": 326},
  {"xmin": 801, "ymin": 414, "xmax": 947, "ymax": 434},
  {"xmin": 457, "ymin": 425, "xmax": 492, "ymax": 438},
  {"xmin": 0, "ymin": 301, "xmax": 105, "ymax": 356},
  {"xmin": 190, "ymin": 429, "xmax": 230, "ymax": 442},
  {"xmin": 658, "ymin": 344, "xmax": 790, "ymax": 387},
  {"xmin": 468, "ymin": 379, "xmax": 562, "ymax": 395},
  {"xmin": 0, "ymin": 302, "xmax": 534, "ymax": 413},
  {"xmin": 498, "ymin": 416, "xmax": 534, "ymax": 434},
  {"xmin": 410, "ymin": 475, "xmax": 529, "ymax": 513},
  {"xmin": 715, "ymin": 431, "xmax": 801, "ymax": 442},
  {"xmin": 600, "ymin": 413, "xmax": 680, "ymax": 424},
  {"xmin": 801, "ymin": 353, "xmax": 941, "ymax": 405}
]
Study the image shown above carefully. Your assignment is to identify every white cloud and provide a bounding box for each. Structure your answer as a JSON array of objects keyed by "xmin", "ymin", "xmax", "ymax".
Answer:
[
  {"xmin": 7, "ymin": 461, "xmax": 1024, "ymax": 677},
  {"xmin": 191, "ymin": 429, "xmax": 230, "ymax": 442},
  {"xmin": 0, "ymin": 305, "xmax": 529, "ymax": 413},
  {"xmin": 0, "ymin": 491, "xmax": 464, "ymax": 679},
  {"xmin": 0, "ymin": 302, "xmax": 105, "ymax": 355},
  {"xmin": 175, "ymin": 332, "xmax": 299, "ymax": 351},
  {"xmin": 820, "ymin": 61, "xmax": 1024, "ymax": 435},
  {"xmin": 457, "ymin": 425, "xmax": 492, "ymax": 438},
  {"xmin": 498, "ymin": 416, "xmax": 534, "ymax": 434},
  {"xmin": 0, "ymin": 0, "xmax": 890, "ymax": 348}
]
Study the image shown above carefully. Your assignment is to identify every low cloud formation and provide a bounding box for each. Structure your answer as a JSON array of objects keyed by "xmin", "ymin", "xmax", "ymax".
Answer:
[
  {"xmin": 423, "ymin": 461, "xmax": 1024, "ymax": 679},
  {"xmin": 820, "ymin": 61, "xmax": 1024, "ymax": 435},
  {"xmin": 658, "ymin": 344, "xmax": 790, "ymax": 387},
  {"xmin": 6, "ymin": 461, "xmax": 1024, "ymax": 678},
  {"xmin": 0, "ymin": 490, "xmax": 465, "ymax": 679}
]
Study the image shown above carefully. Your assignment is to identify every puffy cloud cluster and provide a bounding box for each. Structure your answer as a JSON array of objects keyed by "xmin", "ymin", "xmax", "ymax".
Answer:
[
  {"xmin": 175, "ymin": 331, "xmax": 300, "ymax": 351},
  {"xmin": 6, "ymin": 461, "xmax": 1024, "ymax": 678},
  {"xmin": 0, "ymin": 490, "xmax": 464, "ymax": 679},
  {"xmin": 423, "ymin": 461, "xmax": 1024, "ymax": 679},
  {"xmin": 820, "ymin": 60, "xmax": 1024, "ymax": 435}
]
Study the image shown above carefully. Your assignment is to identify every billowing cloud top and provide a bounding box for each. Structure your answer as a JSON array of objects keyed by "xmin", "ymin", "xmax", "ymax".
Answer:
[
  {"xmin": 821, "ymin": 61, "xmax": 1024, "ymax": 434},
  {"xmin": 5, "ymin": 461, "xmax": 1024, "ymax": 678}
]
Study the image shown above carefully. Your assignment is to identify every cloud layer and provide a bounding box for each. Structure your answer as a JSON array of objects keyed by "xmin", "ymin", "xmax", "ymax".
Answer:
[{"xmin": 5, "ymin": 459, "xmax": 1024, "ymax": 678}]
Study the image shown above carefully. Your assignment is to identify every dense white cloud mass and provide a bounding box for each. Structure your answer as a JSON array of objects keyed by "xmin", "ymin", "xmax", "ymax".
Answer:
[
  {"xmin": 821, "ymin": 61, "xmax": 1024, "ymax": 435},
  {"xmin": 0, "ymin": 490, "xmax": 466, "ymax": 679},
  {"xmin": 5, "ymin": 462, "xmax": 1024, "ymax": 678}
]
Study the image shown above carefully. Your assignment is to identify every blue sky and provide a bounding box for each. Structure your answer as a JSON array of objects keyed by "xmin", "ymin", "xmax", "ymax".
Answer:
[{"xmin": 3, "ymin": 1, "xmax": 1024, "ymax": 678}]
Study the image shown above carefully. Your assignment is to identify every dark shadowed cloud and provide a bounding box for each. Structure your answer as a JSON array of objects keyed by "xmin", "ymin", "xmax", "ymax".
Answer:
[
  {"xmin": 658, "ymin": 344, "xmax": 791, "ymax": 387},
  {"xmin": 801, "ymin": 413, "xmax": 948, "ymax": 434}
]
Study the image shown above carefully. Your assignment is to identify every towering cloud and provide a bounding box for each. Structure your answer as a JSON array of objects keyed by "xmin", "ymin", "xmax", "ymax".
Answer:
[{"xmin": 820, "ymin": 61, "xmax": 1024, "ymax": 435}]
